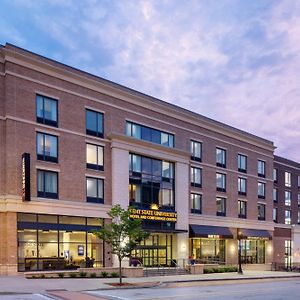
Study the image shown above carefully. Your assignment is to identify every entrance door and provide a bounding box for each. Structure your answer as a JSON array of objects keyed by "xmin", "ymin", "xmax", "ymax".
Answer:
[{"xmin": 131, "ymin": 234, "xmax": 173, "ymax": 267}]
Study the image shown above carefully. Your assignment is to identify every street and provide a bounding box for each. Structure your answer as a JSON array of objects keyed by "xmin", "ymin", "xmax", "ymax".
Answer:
[{"xmin": 87, "ymin": 278, "xmax": 300, "ymax": 300}]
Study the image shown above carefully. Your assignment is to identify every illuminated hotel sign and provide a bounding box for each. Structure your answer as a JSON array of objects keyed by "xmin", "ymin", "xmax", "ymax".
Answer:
[
  {"xmin": 129, "ymin": 207, "xmax": 177, "ymax": 222},
  {"xmin": 22, "ymin": 153, "xmax": 31, "ymax": 201}
]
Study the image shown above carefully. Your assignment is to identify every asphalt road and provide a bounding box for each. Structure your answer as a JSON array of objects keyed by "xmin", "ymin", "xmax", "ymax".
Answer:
[{"xmin": 87, "ymin": 278, "xmax": 300, "ymax": 300}]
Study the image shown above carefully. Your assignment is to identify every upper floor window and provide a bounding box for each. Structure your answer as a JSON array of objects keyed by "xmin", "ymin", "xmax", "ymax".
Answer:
[
  {"xmin": 36, "ymin": 95, "xmax": 58, "ymax": 127},
  {"xmin": 285, "ymin": 210, "xmax": 291, "ymax": 225},
  {"xmin": 238, "ymin": 154, "xmax": 247, "ymax": 173},
  {"xmin": 258, "ymin": 203, "xmax": 265, "ymax": 221},
  {"xmin": 273, "ymin": 208, "xmax": 278, "ymax": 223},
  {"xmin": 258, "ymin": 182, "xmax": 265, "ymax": 199},
  {"xmin": 216, "ymin": 148, "xmax": 226, "ymax": 168},
  {"xmin": 190, "ymin": 140, "xmax": 202, "ymax": 162},
  {"xmin": 285, "ymin": 171, "xmax": 291, "ymax": 188},
  {"xmin": 191, "ymin": 193, "xmax": 202, "ymax": 214},
  {"xmin": 86, "ymin": 177, "xmax": 104, "ymax": 204},
  {"xmin": 238, "ymin": 177, "xmax": 247, "ymax": 195},
  {"xmin": 37, "ymin": 169, "xmax": 58, "ymax": 199},
  {"xmin": 273, "ymin": 188, "xmax": 278, "ymax": 202},
  {"xmin": 273, "ymin": 169, "xmax": 278, "ymax": 182},
  {"xmin": 86, "ymin": 109, "xmax": 104, "ymax": 138},
  {"xmin": 86, "ymin": 143, "xmax": 104, "ymax": 171},
  {"xmin": 216, "ymin": 197, "xmax": 226, "ymax": 216},
  {"xmin": 238, "ymin": 200, "xmax": 247, "ymax": 219},
  {"xmin": 257, "ymin": 160, "xmax": 265, "ymax": 178},
  {"xmin": 126, "ymin": 121, "xmax": 174, "ymax": 148},
  {"xmin": 298, "ymin": 211, "xmax": 300, "ymax": 225},
  {"xmin": 298, "ymin": 175, "xmax": 300, "ymax": 188},
  {"xmin": 285, "ymin": 191, "xmax": 291, "ymax": 206},
  {"xmin": 36, "ymin": 132, "xmax": 58, "ymax": 163},
  {"xmin": 298, "ymin": 194, "xmax": 300, "ymax": 206},
  {"xmin": 191, "ymin": 167, "xmax": 202, "ymax": 188},
  {"xmin": 216, "ymin": 173, "xmax": 226, "ymax": 192}
]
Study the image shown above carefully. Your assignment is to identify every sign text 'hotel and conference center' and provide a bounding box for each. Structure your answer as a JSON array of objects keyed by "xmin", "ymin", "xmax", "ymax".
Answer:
[{"xmin": 129, "ymin": 208, "xmax": 177, "ymax": 222}]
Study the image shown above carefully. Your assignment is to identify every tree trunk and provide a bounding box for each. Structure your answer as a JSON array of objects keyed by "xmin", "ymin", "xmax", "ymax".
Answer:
[{"xmin": 119, "ymin": 257, "xmax": 122, "ymax": 285}]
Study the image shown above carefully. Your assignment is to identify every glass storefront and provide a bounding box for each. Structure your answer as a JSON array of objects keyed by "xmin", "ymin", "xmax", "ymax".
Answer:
[
  {"xmin": 17, "ymin": 213, "xmax": 104, "ymax": 271},
  {"xmin": 190, "ymin": 238, "xmax": 226, "ymax": 263},
  {"xmin": 240, "ymin": 239, "xmax": 265, "ymax": 264},
  {"xmin": 131, "ymin": 234, "xmax": 173, "ymax": 267}
]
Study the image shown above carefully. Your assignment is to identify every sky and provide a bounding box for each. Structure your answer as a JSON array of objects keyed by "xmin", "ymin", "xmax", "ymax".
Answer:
[{"xmin": 0, "ymin": 0, "xmax": 299, "ymax": 161}]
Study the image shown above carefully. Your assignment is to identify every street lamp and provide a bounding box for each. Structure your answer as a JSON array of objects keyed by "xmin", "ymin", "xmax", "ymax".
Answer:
[{"xmin": 237, "ymin": 229, "xmax": 243, "ymax": 275}]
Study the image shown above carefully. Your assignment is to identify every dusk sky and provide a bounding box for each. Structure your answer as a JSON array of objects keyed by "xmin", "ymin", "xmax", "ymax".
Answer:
[{"xmin": 1, "ymin": 0, "xmax": 299, "ymax": 161}]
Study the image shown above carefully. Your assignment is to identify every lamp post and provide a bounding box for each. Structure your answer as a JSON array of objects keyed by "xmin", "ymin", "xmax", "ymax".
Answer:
[{"xmin": 237, "ymin": 229, "xmax": 243, "ymax": 275}]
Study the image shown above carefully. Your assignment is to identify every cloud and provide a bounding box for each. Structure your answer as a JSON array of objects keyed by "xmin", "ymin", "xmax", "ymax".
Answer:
[{"xmin": 0, "ymin": 0, "xmax": 299, "ymax": 161}]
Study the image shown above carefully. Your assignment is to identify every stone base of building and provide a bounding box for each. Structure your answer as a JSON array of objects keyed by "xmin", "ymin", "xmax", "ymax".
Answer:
[
  {"xmin": 242, "ymin": 263, "xmax": 272, "ymax": 271},
  {"xmin": 0, "ymin": 264, "xmax": 18, "ymax": 276}
]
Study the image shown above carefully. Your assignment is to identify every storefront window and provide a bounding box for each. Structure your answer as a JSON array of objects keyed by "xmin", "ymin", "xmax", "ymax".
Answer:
[
  {"xmin": 240, "ymin": 239, "xmax": 265, "ymax": 264},
  {"xmin": 17, "ymin": 213, "xmax": 104, "ymax": 272},
  {"xmin": 190, "ymin": 238, "xmax": 225, "ymax": 263}
]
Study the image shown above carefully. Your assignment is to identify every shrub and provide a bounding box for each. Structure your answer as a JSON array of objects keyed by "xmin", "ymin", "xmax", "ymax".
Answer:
[
  {"xmin": 32, "ymin": 275, "xmax": 36, "ymax": 279},
  {"xmin": 90, "ymin": 272, "xmax": 97, "ymax": 278},
  {"xmin": 40, "ymin": 274, "xmax": 45, "ymax": 279},
  {"xmin": 110, "ymin": 272, "xmax": 118, "ymax": 278},
  {"xmin": 101, "ymin": 271, "xmax": 108, "ymax": 278},
  {"xmin": 58, "ymin": 273, "xmax": 65, "ymax": 278},
  {"xmin": 69, "ymin": 273, "xmax": 77, "ymax": 278},
  {"xmin": 79, "ymin": 271, "xmax": 87, "ymax": 278}
]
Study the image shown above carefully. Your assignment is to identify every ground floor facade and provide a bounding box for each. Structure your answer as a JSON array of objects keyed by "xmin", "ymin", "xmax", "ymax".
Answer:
[{"xmin": 0, "ymin": 209, "xmax": 289, "ymax": 275}]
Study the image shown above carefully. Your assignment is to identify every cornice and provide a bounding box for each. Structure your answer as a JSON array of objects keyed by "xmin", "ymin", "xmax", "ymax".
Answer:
[{"xmin": 3, "ymin": 45, "xmax": 275, "ymax": 152}]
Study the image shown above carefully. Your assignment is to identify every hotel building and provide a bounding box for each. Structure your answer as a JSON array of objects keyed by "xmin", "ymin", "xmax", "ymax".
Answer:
[{"xmin": 0, "ymin": 43, "xmax": 297, "ymax": 275}]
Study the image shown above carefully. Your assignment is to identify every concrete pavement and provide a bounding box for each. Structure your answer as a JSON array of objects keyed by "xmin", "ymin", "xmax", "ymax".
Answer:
[{"xmin": 1, "ymin": 271, "xmax": 300, "ymax": 294}]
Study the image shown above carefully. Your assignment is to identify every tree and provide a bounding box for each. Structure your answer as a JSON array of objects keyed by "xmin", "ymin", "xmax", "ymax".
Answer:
[{"xmin": 94, "ymin": 204, "xmax": 150, "ymax": 285}]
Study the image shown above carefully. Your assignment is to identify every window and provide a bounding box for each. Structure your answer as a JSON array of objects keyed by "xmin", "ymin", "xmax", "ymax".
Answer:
[
  {"xmin": 129, "ymin": 154, "xmax": 175, "ymax": 210},
  {"xmin": 238, "ymin": 201, "xmax": 247, "ymax": 219},
  {"xmin": 216, "ymin": 173, "xmax": 226, "ymax": 192},
  {"xmin": 258, "ymin": 182, "xmax": 265, "ymax": 199},
  {"xmin": 37, "ymin": 170, "xmax": 58, "ymax": 199},
  {"xmin": 273, "ymin": 188, "xmax": 278, "ymax": 202},
  {"xmin": 86, "ymin": 109, "xmax": 104, "ymax": 138},
  {"xmin": 216, "ymin": 148, "xmax": 226, "ymax": 168},
  {"xmin": 258, "ymin": 203, "xmax": 265, "ymax": 221},
  {"xmin": 273, "ymin": 169, "xmax": 278, "ymax": 182},
  {"xmin": 191, "ymin": 167, "xmax": 202, "ymax": 188},
  {"xmin": 216, "ymin": 197, "xmax": 226, "ymax": 216},
  {"xmin": 285, "ymin": 191, "xmax": 291, "ymax": 206},
  {"xmin": 190, "ymin": 140, "xmax": 202, "ymax": 162},
  {"xmin": 298, "ymin": 194, "xmax": 300, "ymax": 206},
  {"xmin": 86, "ymin": 177, "xmax": 104, "ymax": 203},
  {"xmin": 238, "ymin": 154, "xmax": 247, "ymax": 173},
  {"xmin": 257, "ymin": 160, "xmax": 265, "ymax": 177},
  {"xmin": 298, "ymin": 211, "xmax": 300, "ymax": 225},
  {"xmin": 191, "ymin": 193, "xmax": 202, "ymax": 214},
  {"xmin": 36, "ymin": 95, "xmax": 58, "ymax": 127},
  {"xmin": 285, "ymin": 172, "xmax": 291, "ymax": 188},
  {"xmin": 285, "ymin": 210, "xmax": 291, "ymax": 225},
  {"xmin": 36, "ymin": 132, "xmax": 58, "ymax": 163},
  {"xmin": 238, "ymin": 177, "xmax": 247, "ymax": 195},
  {"xmin": 86, "ymin": 143, "xmax": 104, "ymax": 171},
  {"xmin": 298, "ymin": 175, "xmax": 300, "ymax": 188},
  {"xmin": 273, "ymin": 208, "xmax": 278, "ymax": 223},
  {"xmin": 126, "ymin": 121, "xmax": 174, "ymax": 147}
]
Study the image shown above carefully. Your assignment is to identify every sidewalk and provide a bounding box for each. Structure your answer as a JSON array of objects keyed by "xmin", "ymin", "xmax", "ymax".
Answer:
[{"xmin": 0, "ymin": 271, "xmax": 300, "ymax": 294}]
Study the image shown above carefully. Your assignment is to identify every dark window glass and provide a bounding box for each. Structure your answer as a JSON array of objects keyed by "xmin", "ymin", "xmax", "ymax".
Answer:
[
  {"xmin": 86, "ymin": 109, "xmax": 104, "ymax": 138},
  {"xmin": 216, "ymin": 173, "xmax": 226, "ymax": 192},
  {"xmin": 258, "ymin": 160, "xmax": 265, "ymax": 177},
  {"xmin": 238, "ymin": 154, "xmax": 247, "ymax": 173},
  {"xmin": 36, "ymin": 132, "xmax": 58, "ymax": 163},
  {"xmin": 216, "ymin": 197, "xmax": 226, "ymax": 216},
  {"xmin": 37, "ymin": 170, "xmax": 58, "ymax": 199},
  {"xmin": 191, "ymin": 193, "xmax": 202, "ymax": 214},
  {"xmin": 238, "ymin": 201, "xmax": 247, "ymax": 218},
  {"xmin": 86, "ymin": 177, "xmax": 104, "ymax": 204},
  {"xmin": 126, "ymin": 121, "xmax": 174, "ymax": 148},
  {"xmin": 216, "ymin": 148, "xmax": 226, "ymax": 168},
  {"xmin": 238, "ymin": 177, "xmax": 247, "ymax": 195},
  {"xmin": 258, "ymin": 182, "xmax": 265, "ymax": 199},
  {"xmin": 258, "ymin": 203, "xmax": 265, "ymax": 220},
  {"xmin": 36, "ymin": 95, "xmax": 58, "ymax": 127},
  {"xmin": 191, "ymin": 167, "xmax": 202, "ymax": 188},
  {"xmin": 190, "ymin": 140, "xmax": 202, "ymax": 161}
]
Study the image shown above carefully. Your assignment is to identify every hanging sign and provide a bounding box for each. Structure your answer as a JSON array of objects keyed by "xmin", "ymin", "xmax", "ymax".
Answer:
[{"xmin": 22, "ymin": 153, "xmax": 31, "ymax": 201}]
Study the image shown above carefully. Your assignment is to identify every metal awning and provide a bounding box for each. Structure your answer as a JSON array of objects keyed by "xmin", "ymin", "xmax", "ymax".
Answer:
[
  {"xmin": 189, "ymin": 225, "xmax": 233, "ymax": 239},
  {"xmin": 239, "ymin": 229, "xmax": 272, "ymax": 239}
]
